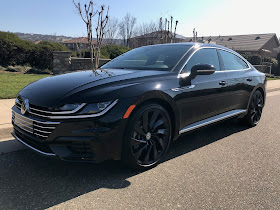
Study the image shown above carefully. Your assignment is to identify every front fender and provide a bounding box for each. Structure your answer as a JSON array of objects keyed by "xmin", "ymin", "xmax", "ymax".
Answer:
[{"xmin": 130, "ymin": 90, "xmax": 181, "ymax": 140}]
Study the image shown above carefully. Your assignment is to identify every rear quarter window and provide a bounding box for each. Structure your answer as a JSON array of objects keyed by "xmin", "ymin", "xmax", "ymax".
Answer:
[{"xmin": 218, "ymin": 50, "xmax": 249, "ymax": 70}]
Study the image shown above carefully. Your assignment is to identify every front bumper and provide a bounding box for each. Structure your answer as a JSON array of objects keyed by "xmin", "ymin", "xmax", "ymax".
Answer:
[{"xmin": 12, "ymin": 99, "xmax": 133, "ymax": 162}]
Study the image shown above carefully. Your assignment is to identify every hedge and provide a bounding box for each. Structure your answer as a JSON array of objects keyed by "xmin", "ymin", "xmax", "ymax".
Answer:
[
  {"xmin": 0, "ymin": 31, "xmax": 69, "ymax": 71},
  {"xmin": 76, "ymin": 44, "xmax": 130, "ymax": 59},
  {"xmin": 242, "ymin": 54, "xmax": 280, "ymax": 75},
  {"xmin": 100, "ymin": 44, "xmax": 130, "ymax": 59}
]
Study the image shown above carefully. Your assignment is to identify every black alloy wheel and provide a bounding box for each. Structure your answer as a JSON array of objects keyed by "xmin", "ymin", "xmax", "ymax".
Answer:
[
  {"xmin": 241, "ymin": 90, "xmax": 264, "ymax": 126},
  {"xmin": 123, "ymin": 104, "xmax": 172, "ymax": 169}
]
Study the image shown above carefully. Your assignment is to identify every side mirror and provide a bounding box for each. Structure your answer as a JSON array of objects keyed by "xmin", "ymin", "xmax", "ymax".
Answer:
[
  {"xmin": 191, "ymin": 64, "xmax": 216, "ymax": 78},
  {"xmin": 179, "ymin": 64, "xmax": 216, "ymax": 87}
]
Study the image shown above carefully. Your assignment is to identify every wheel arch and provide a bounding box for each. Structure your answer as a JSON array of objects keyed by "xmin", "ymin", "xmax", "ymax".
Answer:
[
  {"xmin": 256, "ymin": 87, "xmax": 265, "ymax": 104},
  {"xmin": 129, "ymin": 91, "xmax": 180, "ymax": 140},
  {"xmin": 246, "ymin": 84, "xmax": 266, "ymax": 111}
]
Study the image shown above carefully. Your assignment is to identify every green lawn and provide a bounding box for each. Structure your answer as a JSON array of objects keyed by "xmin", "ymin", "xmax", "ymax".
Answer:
[
  {"xmin": 0, "ymin": 73, "xmax": 50, "ymax": 99},
  {"xmin": 0, "ymin": 72, "xmax": 278, "ymax": 99},
  {"xmin": 266, "ymin": 77, "xmax": 279, "ymax": 80}
]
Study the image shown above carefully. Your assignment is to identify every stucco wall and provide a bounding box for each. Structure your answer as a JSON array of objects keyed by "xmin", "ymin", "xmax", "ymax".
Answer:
[{"xmin": 261, "ymin": 35, "xmax": 279, "ymax": 57}]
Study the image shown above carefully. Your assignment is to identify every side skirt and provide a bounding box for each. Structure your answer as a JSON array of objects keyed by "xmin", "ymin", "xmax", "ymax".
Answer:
[{"xmin": 179, "ymin": 109, "xmax": 247, "ymax": 134}]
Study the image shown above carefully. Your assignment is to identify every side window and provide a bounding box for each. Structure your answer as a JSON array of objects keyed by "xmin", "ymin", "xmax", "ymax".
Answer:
[
  {"xmin": 219, "ymin": 50, "xmax": 248, "ymax": 70},
  {"xmin": 182, "ymin": 48, "xmax": 220, "ymax": 73}
]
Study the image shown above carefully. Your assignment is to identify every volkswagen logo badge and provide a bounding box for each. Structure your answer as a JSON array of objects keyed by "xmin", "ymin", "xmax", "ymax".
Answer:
[{"xmin": 21, "ymin": 99, "xmax": 30, "ymax": 115}]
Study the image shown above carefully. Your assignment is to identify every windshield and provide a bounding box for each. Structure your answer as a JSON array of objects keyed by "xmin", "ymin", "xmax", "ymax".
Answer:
[{"xmin": 102, "ymin": 44, "xmax": 192, "ymax": 71}]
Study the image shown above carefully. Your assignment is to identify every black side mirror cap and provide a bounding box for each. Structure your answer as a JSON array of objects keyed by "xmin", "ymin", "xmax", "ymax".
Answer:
[
  {"xmin": 179, "ymin": 64, "xmax": 216, "ymax": 87},
  {"xmin": 191, "ymin": 64, "xmax": 216, "ymax": 76}
]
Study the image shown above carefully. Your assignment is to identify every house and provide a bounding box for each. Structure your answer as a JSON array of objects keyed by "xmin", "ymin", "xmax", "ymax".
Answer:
[
  {"xmin": 184, "ymin": 33, "xmax": 280, "ymax": 57},
  {"xmin": 62, "ymin": 37, "xmax": 96, "ymax": 51},
  {"xmin": 130, "ymin": 31, "xmax": 186, "ymax": 48},
  {"xmin": 34, "ymin": 40, "xmax": 42, "ymax": 44}
]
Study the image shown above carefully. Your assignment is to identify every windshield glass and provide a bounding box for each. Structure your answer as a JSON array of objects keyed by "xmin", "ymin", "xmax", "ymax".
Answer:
[{"xmin": 102, "ymin": 44, "xmax": 192, "ymax": 71}]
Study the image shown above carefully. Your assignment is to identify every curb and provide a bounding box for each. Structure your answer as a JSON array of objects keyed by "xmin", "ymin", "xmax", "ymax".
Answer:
[
  {"xmin": 0, "ymin": 126, "xmax": 13, "ymax": 140},
  {"xmin": 267, "ymin": 87, "xmax": 280, "ymax": 93}
]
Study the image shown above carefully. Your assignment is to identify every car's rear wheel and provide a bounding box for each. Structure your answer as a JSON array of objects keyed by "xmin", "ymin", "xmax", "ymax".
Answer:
[
  {"xmin": 123, "ymin": 103, "xmax": 172, "ymax": 170},
  {"xmin": 240, "ymin": 90, "xmax": 264, "ymax": 127}
]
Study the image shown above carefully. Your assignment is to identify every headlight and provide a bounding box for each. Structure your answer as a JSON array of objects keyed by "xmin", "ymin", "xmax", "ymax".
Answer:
[
  {"xmin": 79, "ymin": 101, "xmax": 113, "ymax": 114},
  {"xmin": 42, "ymin": 100, "xmax": 118, "ymax": 119},
  {"xmin": 59, "ymin": 103, "xmax": 82, "ymax": 111}
]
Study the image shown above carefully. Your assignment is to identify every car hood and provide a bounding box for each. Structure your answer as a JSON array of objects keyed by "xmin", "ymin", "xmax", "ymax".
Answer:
[{"xmin": 18, "ymin": 69, "xmax": 171, "ymax": 107}]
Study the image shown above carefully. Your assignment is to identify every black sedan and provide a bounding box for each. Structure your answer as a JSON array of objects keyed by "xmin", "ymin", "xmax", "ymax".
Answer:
[{"xmin": 12, "ymin": 43, "xmax": 266, "ymax": 169}]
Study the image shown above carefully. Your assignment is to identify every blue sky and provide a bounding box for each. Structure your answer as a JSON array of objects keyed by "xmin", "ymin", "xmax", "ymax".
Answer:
[{"xmin": 0, "ymin": 0, "xmax": 279, "ymax": 38}]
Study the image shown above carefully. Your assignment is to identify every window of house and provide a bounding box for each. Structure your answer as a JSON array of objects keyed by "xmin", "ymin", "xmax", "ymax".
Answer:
[
  {"xmin": 182, "ymin": 48, "xmax": 220, "ymax": 73},
  {"xmin": 218, "ymin": 50, "xmax": 249, "ymax": 70}
]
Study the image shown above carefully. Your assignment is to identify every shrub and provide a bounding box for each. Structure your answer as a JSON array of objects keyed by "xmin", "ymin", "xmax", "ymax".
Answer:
[
  {"xmin": 0, "ymin": 31, "xmax": 69, "ymax": 72},
  {"xmin": 74, "ymin": 45, "xmax": 130, "ymax": 60},
  {"xmin": 24, "ymin": 68, "xmax": 51, "ymax": 74},
  {"xmin": 277, "ymin": 52, "xmax": 280, "ymax": 63},
  {"xmin": 276, "ymin": 52, "xmax": 280, "ymax": 76},
  {"xmin": 101, "ymin": 44, "xmax": 130, "ymax": 59},
  {"xmin": 6, "ymin": 65, "xmax": 31, "ymax": 73},
  {"xmin": 242, "ymin": 53, "xmax": 279, "ymax": 75},
  {"xmin": 264, "ymin": 57, "xmax": 278, "ymax": 75},
  {"xmin": 0, "ymin": 32, "xmax": 35, "ymax": 67},
  {"xmin": 76, "ymin": 49, "xmax": 91, "ymax": 58},
  {"xmin": 30, "ymin": 41, "xmax": 69, "ymax": 70},
  {"xmin": 242, "ymin": 54, "xmax": 262, "ymax": 65}
]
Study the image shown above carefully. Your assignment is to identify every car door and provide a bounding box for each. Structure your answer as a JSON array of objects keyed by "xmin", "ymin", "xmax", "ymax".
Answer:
[
  {"xmin": 174, "ymin": 48, "xmax": 229, "ymax": 130},
  {"xmin": 218, "ymin": 49, "xmax": 253, "ymax": 111}
]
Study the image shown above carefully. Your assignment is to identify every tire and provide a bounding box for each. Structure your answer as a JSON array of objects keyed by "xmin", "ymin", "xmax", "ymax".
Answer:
[
  {"xmin": 240, "ymin": 90, "xmax": 264, "ymax": 127},
  {"xmin": 122, "ymin": 103, "xmax": 172, "ymax": 170}
]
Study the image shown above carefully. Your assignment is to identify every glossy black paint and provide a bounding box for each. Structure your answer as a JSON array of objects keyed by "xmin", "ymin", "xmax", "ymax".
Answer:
[{"xmin": 12, "ymin": 43, "xmax": 266, "ymax": 162}]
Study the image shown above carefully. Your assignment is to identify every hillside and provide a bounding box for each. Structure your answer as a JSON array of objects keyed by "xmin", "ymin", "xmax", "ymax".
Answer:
[{"xmin": 15, "ymin": 32, "xmax": 73, "ymax": 43}]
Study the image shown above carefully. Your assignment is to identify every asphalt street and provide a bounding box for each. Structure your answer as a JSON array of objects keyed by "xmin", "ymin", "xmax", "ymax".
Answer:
[{"xmin": 1, "ymin": 91, "xmax": 280, "ymax": 209}]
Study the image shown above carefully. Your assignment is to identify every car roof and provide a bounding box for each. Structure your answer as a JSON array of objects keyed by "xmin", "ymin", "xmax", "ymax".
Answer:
[{"xmin": 151, "ymin": 42, "xmax": 235, "ymax": 53}]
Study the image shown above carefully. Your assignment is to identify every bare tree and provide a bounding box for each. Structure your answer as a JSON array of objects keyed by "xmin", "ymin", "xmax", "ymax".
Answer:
[
  {"xmin": 159, "ymin": 16, "xmax": 179, "ymax": 43},
  {"xmin": 94, "ymin": 5, "xmax": 109, "ymax": 69},
  {"xmin": 164, "ymin": 18, "xmax": 168, "ymax": 43},
  {"xmin": 118, "ymin": 13, "xmax": 136, "ymax": 47},
  {"xmin": 73, "ymin": 1, "xmax": 109, "ymax": 73},
  {"xmin": 73, "ymin": 0, "xmax": 97, "ymax": 70},
  {"xmin": 132, "ymin": 21, "xmax": 159, "ymax": 47},
  {"xmin": 169, "ymin": 17, "xmax": 178, "ymax": 43},
  {"xmin": 174, "ymin": 20, "xmax": 178, "ymax": 41},
  {"xmin": 75, "ymin": 39, "xmax": 82, "ymax": 57},
  {"xmin": 104, "ymin": 17, "xmax": 119, "ymax": 44},
  {"xmin": 159, "ymin": 17, "xmax": 164, "ymax": 43},
  {"xmin": 136, "ymin": 21, "xmax": 158, "ymax": 36},
  {"xmin": 118, "ymin": 21, "xmax": 126, "ymax": 45}
]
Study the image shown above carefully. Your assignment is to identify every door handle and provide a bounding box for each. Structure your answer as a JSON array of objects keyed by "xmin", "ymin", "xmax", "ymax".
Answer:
[
  {"xmin": 219, "ymin": 81, "xmax": 227, "ymax": 86},
  {"xmin": 247, "ymin": 78, "xmax": 253, "ymax": 82}
]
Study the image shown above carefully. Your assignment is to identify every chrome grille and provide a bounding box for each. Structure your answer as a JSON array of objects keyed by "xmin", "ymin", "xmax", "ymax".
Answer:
[
  {"xmin": 12, "ymin": 111, "xmax": 60, "ymax": 139},
  {"xmin": 15, "ymin": 96, "xmax": 118, "ymax": 120}
]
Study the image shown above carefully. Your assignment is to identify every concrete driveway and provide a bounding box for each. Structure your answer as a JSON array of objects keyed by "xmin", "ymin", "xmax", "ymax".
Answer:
[{"xmin": 0, "ymin": 90, "xmax": 280, "ymax": 209}]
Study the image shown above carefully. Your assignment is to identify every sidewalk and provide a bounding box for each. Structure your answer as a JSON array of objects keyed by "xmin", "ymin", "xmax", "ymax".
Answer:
[
  {"xmin": 266, "ymin": 79, "xmax": 280, "ymax": 93},
  {"xmin": 1, "ymin": 80, "xmax": 280, "ymax": 140},
  {"xmin": 0, "ymin": 99, "xmax": 14, "ymax": 139}
]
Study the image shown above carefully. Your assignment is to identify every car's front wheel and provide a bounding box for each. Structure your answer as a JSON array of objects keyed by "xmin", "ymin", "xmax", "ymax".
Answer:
[{"xmin": 122, "ymin": 103, "xmax": 172, "ymax": 170}]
